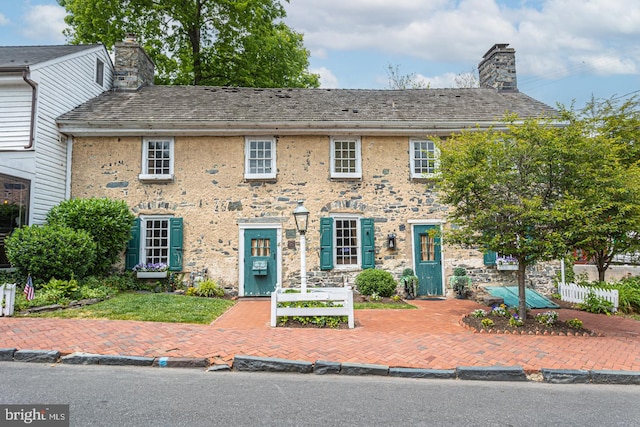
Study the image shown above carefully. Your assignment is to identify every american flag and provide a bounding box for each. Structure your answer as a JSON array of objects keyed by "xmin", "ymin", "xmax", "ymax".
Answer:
[{"xmin": 24, "ymin": 275, "xmax": 35, "ymax": 301}]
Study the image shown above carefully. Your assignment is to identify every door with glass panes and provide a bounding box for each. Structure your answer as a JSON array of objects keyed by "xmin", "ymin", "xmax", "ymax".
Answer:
[
  {"xmin": 413, "ymin": 224, "xmax": 443, "ymax": 296},
  {"xmin": 243, "ymin": 228, "xmax": 278, "ymax": 296}
]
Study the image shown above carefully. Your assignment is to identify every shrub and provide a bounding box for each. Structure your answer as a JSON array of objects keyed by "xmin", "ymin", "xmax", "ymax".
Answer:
[
  {"xmin": 480, "ymin": 318, "xmax": 495, "ymax": 329},
  {"xmin": 355, "ymin": 269, "xmax": 397, "ymax": 297},
  {"xmin": 471, "ymin": 309, "xmax": 486, "ymax": 318},
  {"xmin": 5, "ymin": 225, "xmax": 96, "ymax": 283},
  {"xmin": 579, "ymin": 291, "xmax": 614, "ymax": 315},
  {"xmin": 195, "ymin": 279, "xmax": 225, "ymax": 298},
  {"xmin": 567, "ymin": 318, "xmax": 583, "ymax": 329},
  {"xmin": 535, "ymin": 310, "xmax": 558, "ymax": 326},
  {"xmin": 46, "ymin": 198, "xmax": 135, "ymax": 276}
]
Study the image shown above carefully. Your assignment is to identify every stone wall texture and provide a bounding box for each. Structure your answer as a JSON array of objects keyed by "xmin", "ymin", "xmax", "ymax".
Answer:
[{"xmin": 71, "ymin": 135, "xmax": 558, "ymax": 294}]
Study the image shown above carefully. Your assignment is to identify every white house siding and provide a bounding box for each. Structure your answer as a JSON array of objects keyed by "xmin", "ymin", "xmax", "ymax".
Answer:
[
  {"xmin": 8, "ymin": 46, "xmax": 114, "ymax": 223},
  {"xmin": 0, "ymin": 78, "xmax": 32, "ymax": 150}
]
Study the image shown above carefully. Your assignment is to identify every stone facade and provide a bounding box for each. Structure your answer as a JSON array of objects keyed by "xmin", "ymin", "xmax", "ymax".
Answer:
[{"xmin": 70, "ymin": 134, "xmax": 559, "ymax": 294}]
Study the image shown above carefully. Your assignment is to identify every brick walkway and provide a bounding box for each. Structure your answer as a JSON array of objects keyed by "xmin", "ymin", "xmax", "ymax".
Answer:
[{"xmin": 1, "ymin": 299, "xmax": 639, "ymax": 372}]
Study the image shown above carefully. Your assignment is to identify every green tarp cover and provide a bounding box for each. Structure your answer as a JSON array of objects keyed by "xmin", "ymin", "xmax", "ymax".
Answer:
[{"xmin": 485, "ymin": 286, "xmax": 559, "ymax": 309}]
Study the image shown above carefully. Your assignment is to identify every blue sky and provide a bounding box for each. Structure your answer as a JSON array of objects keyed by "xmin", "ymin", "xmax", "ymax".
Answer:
[{"xmin": 1, "ymin": 0, "xmax": 639, "ymax": 109}]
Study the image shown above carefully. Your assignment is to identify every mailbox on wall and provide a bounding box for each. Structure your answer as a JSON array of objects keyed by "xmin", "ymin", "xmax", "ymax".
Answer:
[{"xmin": 252, "ymin": 259, "xmax": 268, "ymax": 275}]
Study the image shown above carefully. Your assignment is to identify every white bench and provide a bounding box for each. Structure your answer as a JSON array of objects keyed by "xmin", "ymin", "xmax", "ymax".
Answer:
[
  {"xmin": 0, "ymin": 283, "xmax": 17, "ymax": 316},
  {"xmin": 270, "ymin": 286, "xmax": 355, "ymax": 328}
]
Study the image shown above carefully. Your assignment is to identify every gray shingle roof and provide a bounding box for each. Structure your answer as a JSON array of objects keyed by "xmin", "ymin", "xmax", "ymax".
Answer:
[
  {"xmin": 57, "ymin": 85, "xmax": 557, "ymax": 135},
  {"xmin": 0, "ymin": 45, "xmax": 102, "ymax": 69}
]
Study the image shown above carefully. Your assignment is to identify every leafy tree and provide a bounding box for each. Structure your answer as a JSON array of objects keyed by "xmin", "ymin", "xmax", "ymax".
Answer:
[
  {"xmin": 46, "ymin": 198, "xmax": 135, "ymax": 276},
  {"xmin": 59, "ymin": 0, "xmax": 320, "ymax": 87},
  {"xmin": 560, "ymin": 97, "xmax": 640, "ymax": 281},
  {"xmin": 438, "ymin": 116, "xmax": 581, "ymax": 318}
]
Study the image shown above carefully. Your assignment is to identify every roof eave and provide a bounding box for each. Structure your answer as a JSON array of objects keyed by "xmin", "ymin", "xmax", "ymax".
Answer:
[{"xmin": 58, "ymin": 119, "xmax": 559, "ymax": 137}]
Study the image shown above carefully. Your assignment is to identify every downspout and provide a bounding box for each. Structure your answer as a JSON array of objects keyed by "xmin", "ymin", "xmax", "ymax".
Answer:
[{"xmin": 22, "ymin": 69, "xmax": 37, "ymax": 149}]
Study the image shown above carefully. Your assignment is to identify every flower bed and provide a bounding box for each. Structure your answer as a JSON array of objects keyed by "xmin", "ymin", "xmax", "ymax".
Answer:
[{"xmin": 461, "ymin": 306, "xmax": 599, "ymax": 336}]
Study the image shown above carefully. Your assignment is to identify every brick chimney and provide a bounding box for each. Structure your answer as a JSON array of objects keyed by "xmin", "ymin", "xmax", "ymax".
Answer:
[
  {"xmin": 113, "ymin": 35, "xmax": 155, "ymax": 91},
  {"xmin": 478, "ymin": 43, "xmax": 517, "ymax": 92}
]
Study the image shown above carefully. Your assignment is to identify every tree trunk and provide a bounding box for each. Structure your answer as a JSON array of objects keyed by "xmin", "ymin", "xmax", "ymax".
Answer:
[{"xmin": 517, "ymin": 262, "xmax": 527, "ymax": 320}]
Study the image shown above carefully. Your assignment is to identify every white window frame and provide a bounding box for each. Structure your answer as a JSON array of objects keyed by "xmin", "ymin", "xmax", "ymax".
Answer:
[
  {"xmin": 330, "ymin": 137, "xmax": 362, "ymax": 179},
  {"xmin": 139, "ymin": 215, "xmax": 172, "ymax": 266},
  {"xmin": 95, "ymin": 58, "xmax": 104, "ymax": 87},
  {"xmin": 139, "ymin": 137, "xmax": 174, "ymax": 181},
  {"xmin": 244, "ymin": 137, "xmax": 276, "ymax": 180},
  {"xmin": 332, "ymin": 214, "xmax": 361, "ymax": 269},
  {"xmin": 410, "ymin": 139, "xmax": 439, "ymax": 178}
]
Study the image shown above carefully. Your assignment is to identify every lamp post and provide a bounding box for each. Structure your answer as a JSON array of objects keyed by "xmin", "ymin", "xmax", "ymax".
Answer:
[{"xmin": 293, "ymin": 201, "xmax": 309, "ymax": 293}]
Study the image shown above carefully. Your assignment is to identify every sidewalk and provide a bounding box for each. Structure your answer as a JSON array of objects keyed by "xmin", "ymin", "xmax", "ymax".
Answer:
[{"xmin": 1, "ymin": 299, "xmax": 639, "ymax": 372}]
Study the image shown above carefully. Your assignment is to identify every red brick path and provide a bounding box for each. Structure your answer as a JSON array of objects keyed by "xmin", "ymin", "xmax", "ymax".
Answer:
[{"xmin": 1, "ymin": 299, "xmax": 639, "ymax": 372}]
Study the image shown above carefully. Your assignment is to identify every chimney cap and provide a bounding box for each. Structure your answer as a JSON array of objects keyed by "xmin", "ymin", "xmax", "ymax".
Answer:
[
  {"xmin": 124, "ymin": 33, "xmax": 137, "ymax": 43},
  {"xmin": 482, "ymin": 43, "xmax": 512, "ymax": 59}
]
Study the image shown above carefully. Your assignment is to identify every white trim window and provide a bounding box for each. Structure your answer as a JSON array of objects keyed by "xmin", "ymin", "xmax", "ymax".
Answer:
[
  {"xmin": 334, "ymin": 216, "xmax": 360, "ymax": 268},
  {"xmin": 139, "ymin": 137, "xmax": 174, "ymax": 181},
  {"xmin": 410, "ymin": 139, "xmax": 439, "ymax": 178},
  {"xmin": 95, "ymin": 58, "xmax": 104, "ymax": 87},
  {"xmin": 141, "ymin": 215, "xmax": 171, "ymax": 265},
  {"xmin": 331, "ymin": 137, "xmax": 361, "ymax": 179},
  {"xmin": 245, "ymin": 137, "xmax": 276, "ymax": 180}
]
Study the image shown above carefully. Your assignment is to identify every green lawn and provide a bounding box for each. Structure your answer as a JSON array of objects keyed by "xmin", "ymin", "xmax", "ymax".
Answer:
[{"xmin": 27, "ymin": 292, "xmax": 235, "ymax": 324}]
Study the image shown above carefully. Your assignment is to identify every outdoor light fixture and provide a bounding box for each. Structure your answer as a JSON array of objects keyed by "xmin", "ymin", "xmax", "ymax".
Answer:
[
  {"xmin": 293, "ymin": 201, "xmax": 310, "ymax": 292},
  {"xmin": 293, "ymin": 201, "xmax": 309, "ymax": 234},
  {"xmin": 387, "ymin": 233, "xmax": 397, "ymax": 249}
]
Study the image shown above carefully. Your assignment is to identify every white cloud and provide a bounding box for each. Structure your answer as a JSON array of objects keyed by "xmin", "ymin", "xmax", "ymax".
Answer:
[
  {"xmin": 313, "ymin": 67, "xmax": 339, "ymax": 88},
  {"xmin": 21, "ymin": 5, "xmax": 67, "ymax": 43},
  {"xmin": 285, "ymin": 0, "xmax": 640, "ymax": 79},
  {"xmin": 0, "ymin": 13, "xmax": 9, "ymax": 26}
]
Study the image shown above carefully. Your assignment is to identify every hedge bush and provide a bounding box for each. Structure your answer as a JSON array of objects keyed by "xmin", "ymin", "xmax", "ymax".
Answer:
[
  {"xmin": 46, "ymin": 198, "xmax": 135, "ymax": 275},
  {"xmin": 5, "ymin": 225, "xmax": 96, "ymax": 283},
  {"xmin": 355, "ymin": 269, "xmax": 397, "ymax": 297}
]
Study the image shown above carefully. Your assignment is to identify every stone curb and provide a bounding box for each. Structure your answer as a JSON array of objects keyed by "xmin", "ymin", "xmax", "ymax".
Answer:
[
  {"xmin": 61, "ymin": 352, "xmax": 154, "ymax": 366},
  {"xmin": 2, "ymin": 350, "xmax": 639, "ymax": 384},
  {"xmin": 233, "ymin": 355, "xmax": 313, "ymax": 373},
  {"xmin": 14, "ymin": 350, "xmax": 60, "ymax": 363},
  {"xmin": 457, "ymin": 366, "xmax": 528, "ymax": 382}
]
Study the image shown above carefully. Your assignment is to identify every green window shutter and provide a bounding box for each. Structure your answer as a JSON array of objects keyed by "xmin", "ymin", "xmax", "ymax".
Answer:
[
  {"xmin": 169, "ymin": 217, "xmax": 183, "ymax": 271},
  {"xmin": 361, "ymin": 218, "xmax": 375, "ymax": 269},
  {"xmin": 484, "ymin": 250, "xmax": 497, "ymax": 266},
  {"xmin": 125, "ymin": 218, "xmax": 141, "ymax": 270},
  {"xmin": 320, "ymin": 217, "xmax": 334, "ymax": 270}
]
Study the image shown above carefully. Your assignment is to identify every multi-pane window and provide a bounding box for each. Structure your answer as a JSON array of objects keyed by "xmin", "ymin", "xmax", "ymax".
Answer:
[
  {"xmin": 331, "ymin": 137, "xmax": 361, "ymax": 178},
  {"xmin": 335, "ymin": 218, "xmax": 359, "ymax": 266},
  {"xmin": 143, "ymin": 217, "xmax": 169, "ymax": 265},
  {"xmin": 420, "ymin": 234, "xmax": 436, "ymax": 261},
  {"xmin": 410, "ymin": 139, "xmax": 438, "ymax": 178},
  {"xmin": 140, "ymin": 138, "xmax": 174, "ymax": 180},
  {"xmin": 251, "ymin": 238, "xmax": 271, "ymax": 256},
  {"xmin": 245, "ymin": 137, "xmax": 276, "ymax": 179}
]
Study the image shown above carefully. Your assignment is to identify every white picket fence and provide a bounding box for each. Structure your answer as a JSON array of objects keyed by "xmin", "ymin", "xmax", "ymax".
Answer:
[
  {"xmin": 0, "ymin": 283, "xmax": 17, "ymax": 316},
  {"xmin": 271, "ymin": 286, "xmax": 354, "ymax": 328},
  {"xmin": 558, "ymin": 282, "xmax": 618, "ymax": 312}
]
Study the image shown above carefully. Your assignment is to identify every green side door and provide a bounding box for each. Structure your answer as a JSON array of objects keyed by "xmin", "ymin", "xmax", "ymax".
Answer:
[
  {"xmin": 413, "ymin": 224, "xmax": 443, "ymax": 296},
  {"xmin": 243, "ymin": 228, "xmax": 278, "ymax": 296}
]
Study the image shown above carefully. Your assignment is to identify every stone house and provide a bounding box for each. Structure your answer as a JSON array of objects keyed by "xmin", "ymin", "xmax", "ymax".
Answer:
[
  {"xmin": 0, "ymin": 44, "xmax": 113, "ymax": 267},
  {"xmin": 58, "ymin": 42, "xmax": 558, "ymax": 296}
]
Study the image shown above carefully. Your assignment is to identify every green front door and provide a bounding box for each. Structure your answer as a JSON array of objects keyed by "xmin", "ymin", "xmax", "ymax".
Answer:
[
  {"xmin": 243, "ymin": 228, "xmax": 277, "ymax": 296},
  {"xmin": 413, "ymin": 224, "xmax": 443, "ymax": 296}
]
